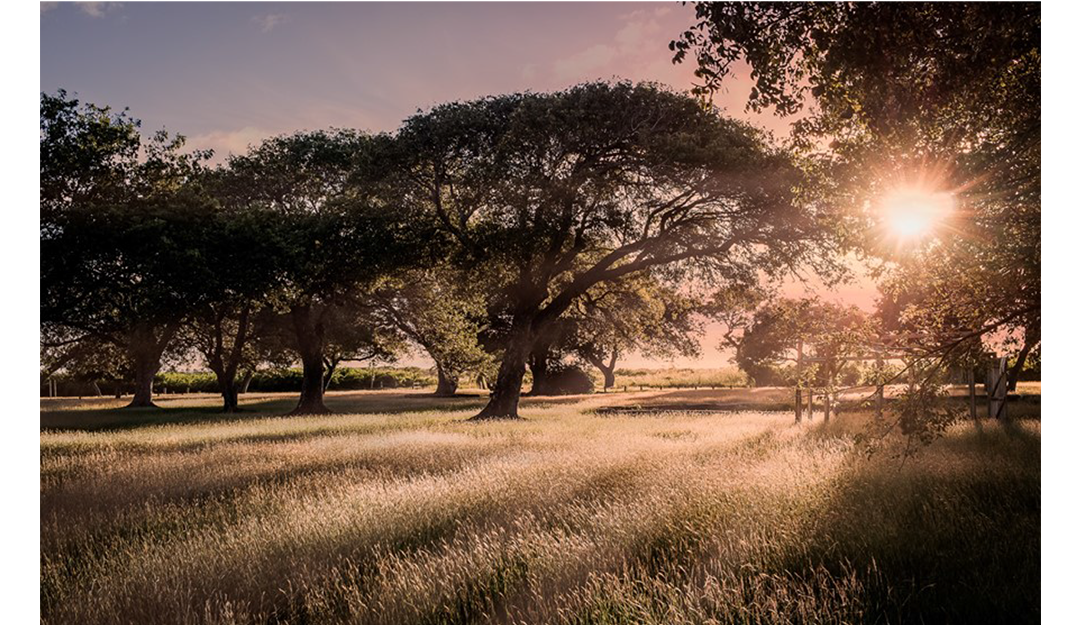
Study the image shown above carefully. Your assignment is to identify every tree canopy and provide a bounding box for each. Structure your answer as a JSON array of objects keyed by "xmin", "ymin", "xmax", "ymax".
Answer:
[
  {"xmin": 673, "ymin": 2, "xmax": 1040, "ymax": 413},
  {"xmin": 40, "ymin": 90, "xmax": 216, "ymax": 407},
  {"xmin": 394, "ymin": 81, "xmax": 837, "ymax": 418},
  {"xmin": 219, "ymin": 130, "xmax": 431, "ymax": 414}
]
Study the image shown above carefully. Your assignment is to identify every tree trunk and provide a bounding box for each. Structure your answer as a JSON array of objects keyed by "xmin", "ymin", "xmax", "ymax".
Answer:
[
  {"xmin": 584, "ymin": 350, "xmax": 618, "ymax": 390},
  {"xmin": 210, "ymin": 366, "xmax": 242, "ymax": 413},
  {"xmin": 600, "ymin": 366, "xmax": 615, "ymax": 390},
  {"xmin": 202, "ymin": 305, "xmax": 252, "ymax": 413},
  {"xmin": 471, "ymin": 330, "xmax": 531, "ymax": 420},
  {"xmin": 129, "ymin": 353, "xmax": 160, "ymax": 408},
  {"xmin": 1006, "ymin": 330, "xmax": 1036, "ymax": 392},
  {"xmin": 526, "ymin": 337, "xmax": 557, "ymax": 396},
  {"xmin": 291, "ymin": 306, "xmax": 330, "ymax": 415},
  {"xmin": 322, "ymin": 358, "xmax": 339, "ymax": 393},
  {"xmin": 434, "ymin": 363, "xmax": 459, "ymax": 396},
  {"xmin": 125, "ymin": 323, "xmax": 172, "ymax": 409},
  {"xmin": 239, "ymin": 369, "xmax": 254, "ymax": 394},
  {"xmin": 221, "ymin": 381, "xmax": 240, "ymax": 413}
]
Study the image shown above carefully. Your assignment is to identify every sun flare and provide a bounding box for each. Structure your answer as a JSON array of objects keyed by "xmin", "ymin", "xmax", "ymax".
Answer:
[{"xmin": 880, "ymin": 186, "xmax": 954, "ymax": 242}]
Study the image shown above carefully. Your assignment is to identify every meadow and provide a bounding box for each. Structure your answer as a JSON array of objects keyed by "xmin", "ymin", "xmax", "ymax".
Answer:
[{"xmin": 41, "ymin": 389, "xmax": 1040, "ymax": 624}]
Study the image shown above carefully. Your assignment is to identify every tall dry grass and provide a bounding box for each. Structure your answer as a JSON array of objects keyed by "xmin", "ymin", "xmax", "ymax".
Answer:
[{"xmin": 41, "ymin": 391, "xmax": 1039, "ymax": 624}]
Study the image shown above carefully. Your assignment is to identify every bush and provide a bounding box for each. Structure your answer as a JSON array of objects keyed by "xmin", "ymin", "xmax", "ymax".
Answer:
[
  {"xmin": 610, "ymin": 367, "xmax": 748, "ymax": 389},
  {"xmin": 535, "ymin": 364, "xmax": 594, "ymax": 395},
  {"xmin": 41, "ymin": 367, "xmax": 439, "ymax": 397},
  {"xmin": 327, "ymin": 367, "xmax": 436, "ymax": 390}
]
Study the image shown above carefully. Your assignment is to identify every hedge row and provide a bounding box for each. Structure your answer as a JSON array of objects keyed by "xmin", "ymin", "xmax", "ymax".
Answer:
[{"xmin": 42, "ymin": 366, "xmax": 438, "ymax": 397}]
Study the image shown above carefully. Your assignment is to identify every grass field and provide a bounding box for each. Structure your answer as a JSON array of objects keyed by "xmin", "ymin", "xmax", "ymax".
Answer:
[{"xmin": 41, "ymin": 389, "xmax": 1040, "ymax": 624}]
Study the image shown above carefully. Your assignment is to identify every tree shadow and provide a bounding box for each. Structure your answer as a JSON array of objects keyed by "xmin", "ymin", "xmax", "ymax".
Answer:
[
  {"xmin": 39, "ymin": 390, "xmax": 604, "ymax": 432},
  {"xmin": 780, "ymin": 424, "xmax": 1041, "ymax": 624}
]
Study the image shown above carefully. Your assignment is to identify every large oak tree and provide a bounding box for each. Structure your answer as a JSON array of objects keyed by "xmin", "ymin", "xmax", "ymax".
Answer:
[
  {"xmin": 41, "ymin": 90, "xmax": 215, "ymax": 408},
  {"xmin": 221, "ymin": 130, "xmax": 425, "ymax": 414},
  {"xmin": 395, "ymin": 82, "xmax": 836, "ymax": 419}
]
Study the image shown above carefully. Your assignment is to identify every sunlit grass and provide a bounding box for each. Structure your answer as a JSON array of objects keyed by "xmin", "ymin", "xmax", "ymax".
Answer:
[{"xmin": 40, "ymin": 391, "xmax": 1039, "ymax": 624}]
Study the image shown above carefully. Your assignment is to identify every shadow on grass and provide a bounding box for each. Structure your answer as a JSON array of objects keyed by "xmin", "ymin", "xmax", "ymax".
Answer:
[
  {"xmin": 776, "ymin": 419, "xmax": 1040, "ymax": 624},
  {"xmin": 40, "ymin": 390, "xmax": 602, "ymax": 432},
  {"xmin": 40, "ymin": 400, "xmax": 293, "ymax": 432}
]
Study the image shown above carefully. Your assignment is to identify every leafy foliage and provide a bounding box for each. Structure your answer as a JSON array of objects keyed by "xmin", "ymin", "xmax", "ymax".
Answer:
[
  {"xmin": 219, "ymin": 130, "xmax": 431, "ymax": 413},
  {"xmin": 371, "ymin": 267, "xmax": 493, "ymax": 395},
  {"xmin": 673, "ymin": 2, "xmax": 1040, "ymax": 432},
  {"xmin": 395, "ymin": 81, "xmax": 838, "ymax": 417},
  {"xmin": 719, "ymin": 296, "xmax": 874, "ymax": 388},
  {"xmin": 40, "ymin": 90, "xmax": 217, "ymax": 406}
]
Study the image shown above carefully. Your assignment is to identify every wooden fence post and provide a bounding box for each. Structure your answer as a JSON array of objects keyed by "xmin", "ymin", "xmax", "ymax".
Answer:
[
  {"xmin": 875, "ymin": 348, "xmax": 884, "ymax": 421},
  {"xmin": 969, "ymin": 367, "xmax": 978, "ymax": 424},
  {"xmin": 989, "ymin": 357, "xmax": 1008, "ymax": 420},
  {"xmin": 795, "ymin": 339, "xmax": 804, "ymax": 423}
]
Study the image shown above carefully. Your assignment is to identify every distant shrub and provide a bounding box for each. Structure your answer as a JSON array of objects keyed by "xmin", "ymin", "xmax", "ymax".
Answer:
[
  {"xmin": 328, "ymin": 366, "xmax": 436, "ymax": 390},
  {"xmin": 42, "ymin": 367, "xmax": 438, "ymax": 397},
  {"xmin": 157, "ymin": 372, "xmax": 219, "ymax": 393},
  {"xmin": 248, "ymin": 367, "xmax": 436, "ymax": 392},
  {"xmin": 609, "ymin": 367, "xmax": 748, "ymax": 389},
  {"xmin": 540, "ymin": 365, "xmax": 594, "ymax": 395}
]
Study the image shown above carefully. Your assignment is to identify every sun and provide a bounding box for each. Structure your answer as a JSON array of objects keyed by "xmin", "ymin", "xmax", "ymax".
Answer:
[{"xmin": 879, "ymin": 186, "xmax": 955, "ymax": 242}]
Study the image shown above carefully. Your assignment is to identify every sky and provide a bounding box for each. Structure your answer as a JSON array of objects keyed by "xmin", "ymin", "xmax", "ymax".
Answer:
[{"xmin": 40, "ymin": 1, "xmax": 877, "ymax": 368}]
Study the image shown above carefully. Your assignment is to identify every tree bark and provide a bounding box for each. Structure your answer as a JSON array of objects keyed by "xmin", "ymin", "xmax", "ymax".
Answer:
[
  {"xmin": 601, "ymin": 366, "xmax": 615, "ymax": 390},
  {"xmin": 291, "ymin": 306, "xmax": 331, "ymax": 415},
  {"xmin": 202, "ymin": 305, "xmax": 252, "ymax": 413},
  {"xmin": 471, "ymin": 328, "xmax": 531, "ymax": 420},
  {"xmin": 322, "ymin": 357, "xmax": 339, "ymax": 393},
  {"xmin": 221, "ymin": 378, "xmax": 240, "ymax": 413},
  {"xmin": 434, "ymin": 363, "xmax": 459, "ymax": 396},
  {"xmin": 1006, "ymin": 329, "xmax": 1037, "ymax": 392},
  {"xmin": 585, "ymin": 350, "xmax": 618, "ymax": 390},
  {"xmin": 129, "ymin": 353, "xmax": 160, "ymax": 408},
  {"xmin": 239, "ymin": 369, "xmax": 254, "ymax": 394},
  {"xmin": 209, "ymin": 365, "xmax": 242, "ymax": 413},
  {"xmin": 124, "ymin": 322, "xmax": 175, "ymax": 409},
  {"xmin": 526, "ymin": 335, "xmax": 557, "ymax": 396}
]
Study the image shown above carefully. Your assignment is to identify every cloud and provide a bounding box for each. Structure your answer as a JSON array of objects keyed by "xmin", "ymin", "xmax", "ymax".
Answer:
[
  {"xmin": 614, "ymin": 15, "xmax": 662, "ymax": 49},
  {"xmin": 186, "ymin": 127, "xmax": 272, "ymax": 162},
  {"xmin": 252, "ymin": 13, "xmax": 290, "ymax": 34},
  {"xmin": 552, "ymin": 44, "xmax": 617, "ymax": 81},
  {"xmin": 40, "ymin": 2, "xmax": 59, "ymax": 14},
  {"xmin": 77, "ymin": 2, "xmax": 122, "ymax": 18},
  {"xmin": 547, "ymin": 7, "xmax": 671, "ymax": 84}
]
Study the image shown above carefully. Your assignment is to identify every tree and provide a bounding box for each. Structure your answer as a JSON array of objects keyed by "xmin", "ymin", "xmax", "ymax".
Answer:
[
  {"xmin": 532, "ymin": 272, "xmax": 702, "ymax": 391},
  {"xmin": 371, "ymin": 267, "xmax": 492, "ymax": 396},
  {"xmin": 41, "ymin": 90, "xmax": 215, "ymax": 408},
  {"xmin": 395, "ymin": 81, "xmax": 836, "ymax": 419},
  {"xmin": 728, "ymin": 297, "xmax": 873, "ymax": 393},
  {"xmin": 319, "ymin": 300, "xmax": 405, "ymax": 392},
  {"xmin": 672, "ymin": 3, "xmax": 1040, "ymax": 394},
  {"xmin": 41, "ymin": 326, "xmax": 131, "ymax": 397},
  {"xmin": 182, "ymin": 198, "xmax": 288, "ymax": 412},
  {"xmin": 221, "ymin": 130, "xmax": 424, "ymax": 414}
]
